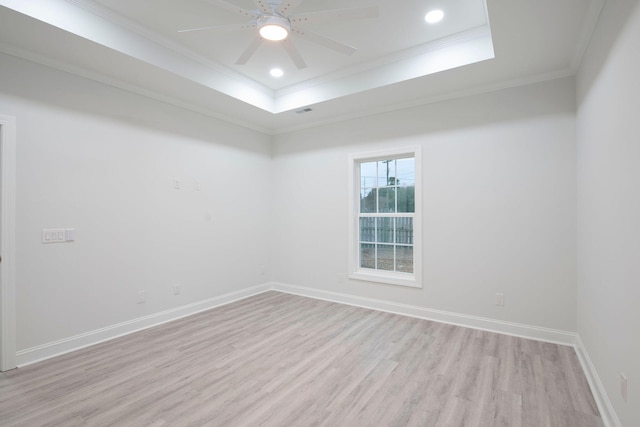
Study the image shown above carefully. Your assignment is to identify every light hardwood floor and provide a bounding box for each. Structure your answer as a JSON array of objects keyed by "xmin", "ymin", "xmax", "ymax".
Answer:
[{"xmin": 0, "ymin": 291, "xmax": 602, "ymax": 427}]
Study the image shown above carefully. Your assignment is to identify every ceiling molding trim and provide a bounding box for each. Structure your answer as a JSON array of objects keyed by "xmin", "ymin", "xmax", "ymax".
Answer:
[
  {"xmin": 0, "ymin": 0, "xmax": 276, "ymax": 111},
  {"xmin": 273, "ymin": 28, "xmax": 495, "ymax": 113},
  {"xmin": 0, "ymin": 46, "xmax": 272, "ymax": 135},
  {"xmin": 6, "ymin": 0, "xmax": 499, "ymax": 115},
  {"xmin": 276, "ymin": 25, "xmax": 493, "ymax": 98},
  {"xmin": 272, "ymin": 68, "xmax": 575, "ymax": 135},
  {"xmin": 73, "ymin": 0, "xmax": 496, "ymax": 115},
  {"xmin": 63, "ymin": 0, "xmax": 266, "ymax": 90},
  {"xmin": 569, "ymin": 0, "xmax": 605, "ymax": 72}
]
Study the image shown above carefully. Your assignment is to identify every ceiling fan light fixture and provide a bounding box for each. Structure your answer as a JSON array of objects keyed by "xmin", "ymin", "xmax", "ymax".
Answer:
[{"xmin": 258, "ymin": 15, "xmax": 291, "ymax": 41}]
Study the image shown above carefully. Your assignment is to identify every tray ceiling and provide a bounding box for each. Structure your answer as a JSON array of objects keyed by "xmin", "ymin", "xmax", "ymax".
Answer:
[{"xmin": 0, "ymin": 0, "xmax": 603, "ymax": 133}]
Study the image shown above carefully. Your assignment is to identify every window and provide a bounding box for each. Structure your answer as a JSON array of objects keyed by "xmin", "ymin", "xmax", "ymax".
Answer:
[{"xmin": 348, "ymin": 147, "xmax": 421, "ymax": 288}]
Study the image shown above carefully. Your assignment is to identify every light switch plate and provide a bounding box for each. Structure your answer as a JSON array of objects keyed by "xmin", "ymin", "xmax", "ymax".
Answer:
[{"xmin": 42, "ymin": 228, "xmax": 76, "ymax": 243}]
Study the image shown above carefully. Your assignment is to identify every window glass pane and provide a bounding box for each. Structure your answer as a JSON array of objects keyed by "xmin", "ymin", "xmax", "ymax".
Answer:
[
  {"xmin": 377, "ymin": 244, "xmax": 395, "ymax": 271},
  {"xmin": 396, "ymin": 157, "xmax": 415, "ymax": 212},
  {"xmin": 397, "ymin": 185, "xmax": 415, "ymax": 213},
  {"xmin": 353, "ymin": 152, "xmax": 418, "ymax": 284},
  {"xmin": 377, "ymin": 217, "xmax": 394, "ymax": 243},
  {"xmin": 378, "ymin": 160, "xmax": 396, "ymax": 187},
  {"xmin": 396, "ymin": 246, "xmax": 413, "ymax": 273},
  {"xmin": 378, "ymin": 187, "xmax": 396, "ymax": 213},
  {"xmin": 398, "ymin": 178, "xmax": 415, "ymax": 188},
  {"xmin": 396, "ymin": 158, "xmax": 415, "ymax": 184},
  {"xmin": 359, "ymin": 217, "xmax": 376, "ymax": 243},
  {"xmin": 360, "ymin": 244, "xmax": 375, "ymax": 269},
  {"xmin": 360, "ymin": 162, "xmax": 377, "ymax": 189},
  {"xmin": 360, "ymin": 188, "xmax": 377, "ymax": 213},
  {"xmin": 395, "ymin": 218, "xmax": 413, "ymax": 244}
]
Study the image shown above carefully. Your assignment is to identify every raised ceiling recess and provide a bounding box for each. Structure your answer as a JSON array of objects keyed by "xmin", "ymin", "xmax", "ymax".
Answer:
[
  {"xmin": 0, "ymin": 0, "xmax": 604, "ymax": 132},
  {"xmin": 0, "ymin": 0, "xmax": 494, "ymax": 113}
]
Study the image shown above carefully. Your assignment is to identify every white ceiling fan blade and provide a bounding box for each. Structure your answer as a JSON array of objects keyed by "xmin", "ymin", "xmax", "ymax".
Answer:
[
  {"xmin": 290, "ymin": 5, "xmax": 379, "ymax": 25},
  {"xmin": 178, "ymin": 23, "xmax": 255, "ymax": 33},
  {"xmin": 292, "ymin": 28, "xmax": 356, "ymax": 56},
  {"xmin": 254, "ymin": 0, "xmax": 273, "ymax": 14},
  {"xmin": 236, "ymin": 36, "xmax": 264, "ymax": 65},
  {"xmin": 276, "ymin": 0, "xmax": 306, "ymax": 16},
  {"xmin": 203, "ymin": 0, "xmax": 260, "ymax": 18},
  {"xmin": 281, "ymin": 38, "xmax": 307, "ymax": 69}
]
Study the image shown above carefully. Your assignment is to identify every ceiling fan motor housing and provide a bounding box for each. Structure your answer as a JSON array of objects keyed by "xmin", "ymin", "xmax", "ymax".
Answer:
[{"xmin": 257, "ymin": 14, "xmax": 291, "ymax": 40}]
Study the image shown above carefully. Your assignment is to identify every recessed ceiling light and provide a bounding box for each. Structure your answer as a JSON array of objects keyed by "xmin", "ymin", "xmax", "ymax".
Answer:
[
  {"xmin": 270, "ymin": 68, "xmax": 284, "ymax": 78},
  {"xmin": 425, "ymin": 9, "xmax": 444, "ymax": 24}
]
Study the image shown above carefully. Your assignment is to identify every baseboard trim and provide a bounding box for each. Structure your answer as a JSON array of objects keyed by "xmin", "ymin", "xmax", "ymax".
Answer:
[
  {"xmin": 14, "ymin": 281, "xmax": 619, "ymax": 426},
  {"xmin": 15, "ymin": 281, "xmax": 578, "ymax": 367},
  {"xmin": 271, "ymin": 284, "xmax": 627, "ymax": 423},
  {"xmin": 575, "ymin": 334, "xmax": 621, "ymax": 427},
  {"xmin": 271, "ymin": 282, "xmax": 577, "ymax": 346},
  {"xmin": 16, "ymin": 283, "xmax": 271, "ymax": 367}
]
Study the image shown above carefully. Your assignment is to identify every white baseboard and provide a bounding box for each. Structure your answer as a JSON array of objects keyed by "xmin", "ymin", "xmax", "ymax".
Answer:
[
  {"xmin": 14, "ymin": 281, "xmax": 619, "ymax": 427},
  {"xmin": 575, "ymin": 334, "xmax": 621, "ymax": 427},
  {"xmin": 272, "ymin": 283, "xmax": 624, "ymax": 424},
  {"xmin": 16, "ymin": 281, "xmax": 575, "ymax": 367},
  {"xmin": 271, "ymin": 282, "xmax": 577, "ymax": 346},
  {"xmin": 15, "ymin": 281, "xmax": 576, "ymax": 364},
  {"xmin": 16, "ymin": 283, "xmax": 271, "ymax": 367}
]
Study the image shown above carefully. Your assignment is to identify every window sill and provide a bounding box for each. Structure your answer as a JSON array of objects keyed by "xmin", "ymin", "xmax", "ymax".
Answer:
[{"xmin": 349, "ymin": 269, "xmax": 422, "ymax": 288}]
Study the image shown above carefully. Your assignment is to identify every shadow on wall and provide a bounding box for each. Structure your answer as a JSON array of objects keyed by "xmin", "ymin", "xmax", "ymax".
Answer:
[
  {"xmin": 577, "ymin": 0, "xmax": 640, "ymax": 105},
  {"xmin": 0, "ymin": 53, "xmax": 270, "ymax": 156},
  {"xmin": 273, "ymin": 77, "xmax": 576, "ymax": 156}
]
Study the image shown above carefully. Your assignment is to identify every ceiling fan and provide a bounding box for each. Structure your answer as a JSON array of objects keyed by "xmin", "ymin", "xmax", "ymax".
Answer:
[{"xmin": 179, "ymin": 0, "xmax": 379, "ymax": 69}]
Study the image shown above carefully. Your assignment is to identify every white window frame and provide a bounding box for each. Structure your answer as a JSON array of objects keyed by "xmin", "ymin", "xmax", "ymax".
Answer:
[{"xmin": 348, "ymin": 146, "xmax": 422, "ymax": 288}]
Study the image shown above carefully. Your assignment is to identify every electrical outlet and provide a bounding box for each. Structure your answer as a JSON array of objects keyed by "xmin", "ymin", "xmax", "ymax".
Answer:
[
  {"xmin": 172, "ymin": 284, "xmax": 181, "ymax": 295},
  {"xmin": 496, "ymin": 293, "xmax": 505, "ymax": 306},
  {"xmin": 137, "ymin": 290, "xmax": 145, "ymax": 304},
  {"xmin": 337, "ymin": 273, "xmax": 345, "ymax": 283},
  {"xmin": 174, "ymin": 178, "xmax": 181, "ymax": 189},
  {"xmin": 621, "ymin": 373, "xmax": 628, "ymax": 402}
]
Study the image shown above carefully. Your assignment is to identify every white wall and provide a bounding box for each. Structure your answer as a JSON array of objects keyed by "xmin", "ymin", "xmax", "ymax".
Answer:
[
  {"xmin": 4, "ymin": 13, "xmax": 635, "ymax": 421},
  {"xmin": 0, "ymin": 53, "xmax": 272, "ymax": 352},
  {"xmin": 272, "ymin": 77, "xmax": 577, "ymax": 332},
  {"xmin": 0, "ymin": 51, "xmax": 580, "ymax": 368},
  {"xmin": 577, "ymin": 0, "xmax": 640, "ymax": 425}
]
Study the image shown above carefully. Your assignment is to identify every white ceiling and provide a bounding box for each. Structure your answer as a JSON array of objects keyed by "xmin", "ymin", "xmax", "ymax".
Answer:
[
  {"xmin": 95, "ymin": 0, "xmax": 490, "ymax": 89},
  {"xmin": 0, "ymin": 0, "xmax": 603, "ymax": 134}
]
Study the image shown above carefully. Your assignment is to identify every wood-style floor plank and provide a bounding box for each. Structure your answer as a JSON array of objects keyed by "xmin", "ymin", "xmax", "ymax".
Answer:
[{"xmin": 0, "ymin": 291, "xmax": 603, "ymax": 426}]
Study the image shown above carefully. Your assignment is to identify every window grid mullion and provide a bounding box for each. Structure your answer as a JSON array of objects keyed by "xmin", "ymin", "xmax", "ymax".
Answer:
[
  {"xmin": 355, "ymin": 154, "xmax": 416, "ymax": 277},
  {"xmin": 394, "ymin": 159, "xmax": 398, "ymax": 213},
  {"xmin": 374, "ymin": 216, "xmax": 378, "ymax": 270},
  {"xmin": 358, "ymin": 213, "xmax": 414, "ymax": 218},
  {"xmin": 394, "ymin": 244, "xmax": 397, "ymax": 272}
]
